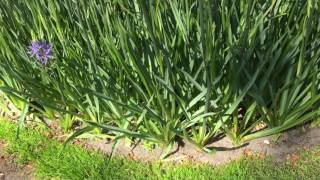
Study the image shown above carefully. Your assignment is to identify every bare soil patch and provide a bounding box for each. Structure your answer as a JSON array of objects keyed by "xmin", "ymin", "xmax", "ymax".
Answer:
[
  {"xmin": 88, "ymin": 124, "xmax": 320, "ymax": 165},
  {"xmin": 0, "ymin": 141, "xmax": 33, "ymax": 180}
]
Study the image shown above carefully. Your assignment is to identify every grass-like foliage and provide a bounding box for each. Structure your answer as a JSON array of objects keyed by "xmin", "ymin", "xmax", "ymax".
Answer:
[
  {"xmin": 0, "ymin": 0, "xmax": 319, "ymax": 152},
  {"xmin": 0, "ymin": 118, "xmax": 320, "ymax": 179}
]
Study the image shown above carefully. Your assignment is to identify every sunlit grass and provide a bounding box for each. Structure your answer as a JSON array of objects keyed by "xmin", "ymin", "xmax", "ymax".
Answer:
[{"xmin": 0, "ymin": 118, "xmax": 319, "ymax": 179}]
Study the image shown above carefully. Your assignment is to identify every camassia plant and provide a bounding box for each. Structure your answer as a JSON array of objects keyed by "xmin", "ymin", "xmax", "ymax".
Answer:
[{"xmin": 0, "ymin": 0, "xmax": 319, "ymax": 153}]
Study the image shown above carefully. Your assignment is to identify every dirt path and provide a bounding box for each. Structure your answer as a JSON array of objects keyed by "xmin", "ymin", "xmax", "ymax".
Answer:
[{"xmin": 0, "ymin": 141, "xmax": 33, "ymax": 180}]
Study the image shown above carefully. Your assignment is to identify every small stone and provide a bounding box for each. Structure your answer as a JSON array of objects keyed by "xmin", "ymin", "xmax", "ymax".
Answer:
[{"xmin": 263, "ymin": 140, "xmax": 270, "ymax": 145}]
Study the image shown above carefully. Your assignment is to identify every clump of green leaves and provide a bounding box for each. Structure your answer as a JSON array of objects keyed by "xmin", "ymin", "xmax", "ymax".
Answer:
[{"xmin": 0, "ymin": 0, "xmax": 319, "ymax": 152}]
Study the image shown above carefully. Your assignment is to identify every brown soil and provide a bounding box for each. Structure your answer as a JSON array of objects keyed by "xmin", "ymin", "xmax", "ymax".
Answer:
[
  {"xmin": 88, "ymin": 124, "xmax": 320, "ymax": 165},
  {"xmin": 0, "ymin": 141, "xmax": 33, "ymax": 180}
]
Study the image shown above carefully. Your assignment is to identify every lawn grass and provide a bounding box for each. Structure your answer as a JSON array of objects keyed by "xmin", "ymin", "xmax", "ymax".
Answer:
[{"xmin": 0, "ymin": 118, "xmax": 319, "ymax": 180}]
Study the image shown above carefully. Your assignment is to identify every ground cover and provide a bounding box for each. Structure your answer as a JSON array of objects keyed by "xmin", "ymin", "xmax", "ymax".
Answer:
[{"xmin": 0, "ymin": 118, "xmax": 319, "ymax": 180}]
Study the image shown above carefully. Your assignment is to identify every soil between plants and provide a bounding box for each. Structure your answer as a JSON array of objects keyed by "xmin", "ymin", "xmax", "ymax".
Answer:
[
  {"xmin": 2, "ymin": 98, "xmax": 320, "ymax": 167},
  {"xmin": 87, "ymin": 124, "xmax": 320, "ymax": 165},
  {"xmin": 0, "ymin": 141, "xmax": 33, "ymax": 180}
]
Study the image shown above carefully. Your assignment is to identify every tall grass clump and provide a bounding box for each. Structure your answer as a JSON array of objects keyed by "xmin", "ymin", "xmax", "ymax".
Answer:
[{"xmin": 0, "ymin": 0, "xmax": 319, "ymax": 152}]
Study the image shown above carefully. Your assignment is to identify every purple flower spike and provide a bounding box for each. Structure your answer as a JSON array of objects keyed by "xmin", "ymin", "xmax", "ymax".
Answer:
[{"xmin": 28, "ymin": 41, "xmax": 53, "ymax": 65}]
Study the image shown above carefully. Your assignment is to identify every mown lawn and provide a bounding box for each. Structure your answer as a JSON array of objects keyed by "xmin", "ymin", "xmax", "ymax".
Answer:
[{"xmin": 0, "ymin": 118, "xmax": 319, "ymax": 180}]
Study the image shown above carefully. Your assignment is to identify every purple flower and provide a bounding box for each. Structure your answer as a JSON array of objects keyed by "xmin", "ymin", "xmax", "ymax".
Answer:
[{"xmin": 28, "ymin": 41, "xmax": 53, "ymax": 65}]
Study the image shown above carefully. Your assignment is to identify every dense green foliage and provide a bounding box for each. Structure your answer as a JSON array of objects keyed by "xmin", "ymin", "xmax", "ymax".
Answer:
[
  {"xmin": 0, "ymin": 0, "xmax": 319, "ymax": 152},
  {"xmin": 1, "ymin": 119, "xmax": 320, "ymax": 180}
]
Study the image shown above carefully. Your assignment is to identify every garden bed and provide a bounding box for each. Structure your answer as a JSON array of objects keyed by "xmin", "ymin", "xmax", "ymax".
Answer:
[
  {"xmin": 84, "ymin": 123, "xmax": 320, "ymax": 165},
  {"xmin": 2, "ymin": 98, "xmax": 320, "ymax": 166},
  {"xmin": 0, "ymin": 1, "xmax": 319, "ymax": 178}
]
